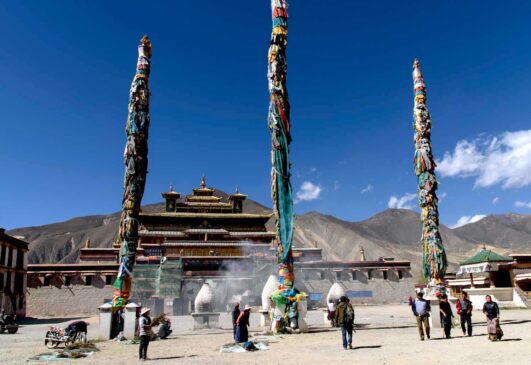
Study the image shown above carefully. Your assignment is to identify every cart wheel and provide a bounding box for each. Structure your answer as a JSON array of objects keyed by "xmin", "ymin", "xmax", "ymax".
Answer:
[{"xmin": 7, "ymin": 327, "xmax": 18, "ymax": 334}]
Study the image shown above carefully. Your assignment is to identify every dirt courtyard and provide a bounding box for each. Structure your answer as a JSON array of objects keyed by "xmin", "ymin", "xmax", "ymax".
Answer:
[{"xmin": 1, "ymin": 305, "xmax": 530, "ymax": 365}]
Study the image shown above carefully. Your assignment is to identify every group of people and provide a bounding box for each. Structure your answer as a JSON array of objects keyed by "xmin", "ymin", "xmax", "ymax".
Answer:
[{"xmin": 411, "ymin": 291, "xmax": 503, "ymax": 341}]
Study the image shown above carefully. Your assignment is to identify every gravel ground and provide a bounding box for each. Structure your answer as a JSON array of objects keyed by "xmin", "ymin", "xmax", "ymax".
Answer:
[{"xmin": 1, "ymin": 305, "xmax": 530, "ymax": 365}]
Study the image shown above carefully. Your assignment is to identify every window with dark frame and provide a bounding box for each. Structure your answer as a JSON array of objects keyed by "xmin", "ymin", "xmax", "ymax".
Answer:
[
  {"xmin": 0, "ymin": 245, "xmax": 6, "ymax": 265},
  {"xmin": 367, "ymin": 270, "xmax": 373, "ymax": 280},
  {"xmin": 85, "ymin": 275, "xmax": 93, "ymax": 286},
  {"xmin": 105, "ymin": 275, "xmax": 114, "ymax": 286},
  {"xmin": 383, "ymin": 271, "xmax": 388, "ymax": 280},
  {"xmin": 398, "ymin": 270, "xmax": 403, "ymax": 280},
  {"xmin": 352, "ymin": 271, "xmax": 357, "ymax": 280},
  {"xmin": 64, "ymin": 276, "xmax": 72, "ymax": 286}
]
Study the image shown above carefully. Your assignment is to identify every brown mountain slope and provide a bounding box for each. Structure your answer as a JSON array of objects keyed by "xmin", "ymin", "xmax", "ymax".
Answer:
[
  {"xmin": 8, "ymin": 190, "xmax": 270, "ymax": 265},
  {"xmin": 7, "ymin": 193, "xmax": 529, "ymax": 279},
  {"xmin": 453, "ymin": 213, "xmax": 531, "ymax": 251}
]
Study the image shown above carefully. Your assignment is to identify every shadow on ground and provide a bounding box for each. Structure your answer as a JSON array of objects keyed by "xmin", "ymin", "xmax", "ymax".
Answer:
[
  {"xmin": 20, "ymin": 317, "xmax": 88, "ymax": 325},
  {"xmin": 150, "ymin": 355, "xmax": 197, "ymax": 360},
  {"xmin": 351, "ymin": 345, "xmax": 382, "ymax": 350}
]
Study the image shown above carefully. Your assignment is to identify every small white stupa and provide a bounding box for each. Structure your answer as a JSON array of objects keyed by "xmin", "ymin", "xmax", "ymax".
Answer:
[
  {"xmin": 327, "ymin": 283, "xmax": 347, "ymax": 304},
  {"xmin": 259, "ymin": 275, "xmax": 279, "ymax": 327},
  {"xmin": 192, "ymin": 282, "xmax": 220, "ymax": 329}
]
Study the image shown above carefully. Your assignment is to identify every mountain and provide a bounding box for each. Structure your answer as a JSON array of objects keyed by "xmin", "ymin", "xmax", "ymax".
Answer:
[
  {"xmin": 8, "ymin": 190, "xmax": 270, "ymax": 265},
  {"xmin": 7, "ymin": 191, "xmax": 530, "ymax": 280}
]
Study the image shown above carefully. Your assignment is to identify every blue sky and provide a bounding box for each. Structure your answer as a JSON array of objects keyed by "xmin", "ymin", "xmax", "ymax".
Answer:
[{"xmin": 3, "ymin": 1, "xmax": 531, "ymax": 229}]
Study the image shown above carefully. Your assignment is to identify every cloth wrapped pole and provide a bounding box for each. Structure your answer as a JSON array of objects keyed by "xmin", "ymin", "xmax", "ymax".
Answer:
[
  {"xmin": 268, "ymin": 0, "xmax": 294, "ymax": 289},
  {"xmin": 267, "ymin": 0, "xmax": 306, "ymax": 333},
  {"xmin": 112, "ymin": 36, "xmax": 152, "ymax": 309},
  {"xmin": 412, "ymin": 59, "xmax": 447, "ymax": 287}
]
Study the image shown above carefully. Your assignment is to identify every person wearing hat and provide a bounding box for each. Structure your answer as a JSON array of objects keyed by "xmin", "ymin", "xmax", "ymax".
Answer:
[
  {"xmin": 235, "ymin": 305, "xmax": 251, "ymax": 343},
  {"xmin": 138, "ymin": 307, "xmax": 152, "ymax": 360},
  {"xmin": 411, "ymin": 291, "xmax": 431, "ymax": 340}
]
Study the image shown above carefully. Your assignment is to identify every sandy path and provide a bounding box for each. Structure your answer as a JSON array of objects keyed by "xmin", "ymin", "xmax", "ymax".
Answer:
[{"xmin": 1, "ymin": 305, "xmax": 529, "ymax": 365}]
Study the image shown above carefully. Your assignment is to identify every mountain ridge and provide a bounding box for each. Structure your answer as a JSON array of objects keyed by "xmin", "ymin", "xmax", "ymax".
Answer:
[{"xmin": 6, "ymin": 190, "xmax": 530, "ymax": 279}]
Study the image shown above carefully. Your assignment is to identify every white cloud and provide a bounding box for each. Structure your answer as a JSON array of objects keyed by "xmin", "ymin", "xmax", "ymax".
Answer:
[
  {"xmin": 437, "ymin": 130, "xmax": 531, "ymax": 189},
  {"xmin": 515, "ymin": 201, "xmax": 531, "ymax": 208},
  {"xmin": 451, "ymin": 214, "xmax": 487, "ymax": 229},
  {"xmin": 492, "ymin": 197, "xmax": 499, "ymax": 205},
  {"xmin": 295, "ymin": 181, "xmax": 322, "ymax": 203},
  {"xmin": 388, "ymin": 193, "xmax": 416, "ymax": 210},
  {"xmin": 333, "ymin": 180, "xmax": 341, "ymax": 191},
  {"xmin": 361, "ymin": 184, "xmax": 373, "ymax": 194},
  {"xmin": 310, "ymin": 167, "xmax": 317, "ymax": 173},
  {"xmin": 438, "ymin": 192, "xmax": 447, "ymax": 202}
]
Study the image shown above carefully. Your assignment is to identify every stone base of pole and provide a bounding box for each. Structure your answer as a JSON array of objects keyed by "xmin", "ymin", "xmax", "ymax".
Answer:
[
  {"xmin": 98, "ymin": 303, "xmax": 113, "ymax": 340},
  {"xmin": 259, "ymin": 310, "xmax": 271, "ymax": 329}
]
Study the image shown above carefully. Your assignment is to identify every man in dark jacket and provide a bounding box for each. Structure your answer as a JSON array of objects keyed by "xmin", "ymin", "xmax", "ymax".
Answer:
[
  {"xmin": 412, "ymin": 291, "xmax": 431, "ymax": 340},
  {"xmin": 232, "ymin": 303, "xmax": 240, "ymax": 341},
  {"xmin": 438, "ymin": 294, "xmax": 453, "ymax": 339},
  {"xmin": 456, "ymin": 291, "xmax": 473, "ymax": 336},
  {"xmin": 335, "ymin": 296, "xmax": 355, "ymax": 349}
]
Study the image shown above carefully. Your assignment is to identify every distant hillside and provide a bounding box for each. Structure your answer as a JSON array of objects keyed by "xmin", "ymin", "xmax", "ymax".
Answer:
[{"xmin": 7, "ymin": 190, "xmax": 529, "ymax": 279}]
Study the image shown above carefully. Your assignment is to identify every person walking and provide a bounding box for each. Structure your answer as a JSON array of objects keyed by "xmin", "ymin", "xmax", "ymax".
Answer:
[
  {"xmin": 412, "ymin": 291, "xmax": 431, "ymax": 340},
  {"xmin": 232, "ymin": 303, "xmax": 241, "ymax": 341},
  {"xmin": 327, "ymin": 299, "xmax": 337, "ymax": 327},
  {"xmin": 456, "ymin": 291, "xmax": 473, "ymax": 336},
  {"xmin": 138, "ymin": 307, "xmax": 152, "ymax": 361},
  {"xmin": 335, "ymin": 296, "xmax": 355, "ymax": 349},
  {"xmin": 438, "ymin": 294, "xmax": 453, "ymax": 339},
  {"xmin": 483, "ymin": 295, "xmax": 503, "ymax": 341},
  {"xmin": 235, "ymin": 305, "xmax": 251, "ymax": 343}
]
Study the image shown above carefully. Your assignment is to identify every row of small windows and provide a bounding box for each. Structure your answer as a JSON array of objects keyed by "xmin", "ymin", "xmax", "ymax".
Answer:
[
  {"xmin": 303, "ymin": 269, "xmax": 404, "ymax": 281},
  {"xmin": 41, "ymin": 275, "xmax": 115, "ymax": 287},
  {"xmin": 0, "ymin": 245, "xmax": 24, "ymax": 269}
]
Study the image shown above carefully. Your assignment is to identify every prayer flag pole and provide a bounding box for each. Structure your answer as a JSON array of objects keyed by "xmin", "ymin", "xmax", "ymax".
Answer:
[
  {"xmin": 267, "ymin": 0, "xmax": 307, "ymax": 332},
  {"xmin": 412, "ymin": 59, "xmax": 447, "ymax": 293},
  {"xmin": 268, "ymin": 0, "xmax": 294, "ymax": 291},
  {"xmin": 112, "ymin": 36, "xmax": 152, "ymax": 309}
]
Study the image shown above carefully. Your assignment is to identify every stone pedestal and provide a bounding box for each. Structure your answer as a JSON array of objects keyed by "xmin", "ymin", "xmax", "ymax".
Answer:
[
  {"xmin": 98, "ymin": 303, "xmax": 113, "ymax": 340},
  {"xmin": 123, "ymin": 302, "xmax": 140, "ymax": 340},
  {"xmin": 192, "ymin": 312, "xmax": 220, "ymax": 329},
  {"xmin": 297, "ymin": 298, "xmax": 309, "ymax": 333},
  {"xmin": 259, "ymin": 310, "xmax": 271, "ymax": 328}
]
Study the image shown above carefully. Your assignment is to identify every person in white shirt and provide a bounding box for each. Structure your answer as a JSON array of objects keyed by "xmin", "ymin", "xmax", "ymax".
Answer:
[
  {"xmin": 138, "ymin": 307, "xmax": 152, "ymax": 360},
  {"xmin": 411, "ymin": 292, "xmax": 431, "ymax": 340},
  {"xmin": 327, "ymin": 300, "xmax": 337, "ymax": 326}
]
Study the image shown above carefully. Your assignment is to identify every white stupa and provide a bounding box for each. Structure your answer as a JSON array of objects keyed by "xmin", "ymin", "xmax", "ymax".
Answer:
[{"xmin": 326, "ymin": 283, "xmax": 346, "ymax": 304}]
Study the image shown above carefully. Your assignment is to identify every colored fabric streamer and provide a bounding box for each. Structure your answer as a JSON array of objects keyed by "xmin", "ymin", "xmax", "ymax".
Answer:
[
  {"xmin": 268, "ymin": 0, "xmax": 293, "ymax": 281},
  {"xmin": 412, "ymin": 59, "xmax": 447, "ymax": 285},
  {"xmin": 112, "ymin": 36, "xmax": 152, "ymax": 309},
  {"xmin": 267, "ymin": 0, "xmax": 304, "ymax": 333}
]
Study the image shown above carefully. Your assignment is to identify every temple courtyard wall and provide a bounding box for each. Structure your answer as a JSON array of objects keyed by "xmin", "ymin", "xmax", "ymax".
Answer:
[
  {"xmin": 27, "ymin": 284, "xmax": 114, "ymax": 317},
  {"xmin": 25, "ymin": 267, "xmax": 413, "ymax": 317}
]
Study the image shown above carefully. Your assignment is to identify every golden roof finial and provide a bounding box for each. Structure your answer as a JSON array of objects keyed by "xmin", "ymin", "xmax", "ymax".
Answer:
[
  {"xmin": 360, "ymin": 247, "xmax": 366, "ymax": 262},
  {"xmin": 200, "ymin": 174, "xmax": 206, "ymax": 188},
  {"xmin": 236, "ymin": 185, "xmax": 240, "ymax": 194},
  {"xmin": 169, "ymin": 184, "xmax": 174, "ymax": 192},
  {"xmin": 85, "ymin": 239, "xmax": 91, "ymax": 248}
]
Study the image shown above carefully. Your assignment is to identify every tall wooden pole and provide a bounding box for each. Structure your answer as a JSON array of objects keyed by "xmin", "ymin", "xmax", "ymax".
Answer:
[
  {"xmin": 412, "ymin": 59, "xmax": 447, "ymax": 290},
  {"xmin": 268, "ymin": 0, "xmax": 294, "ymax": 290},
  {"xmin": 112, "ymin": 36, "xmax": 152, "ymax": 309}
]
